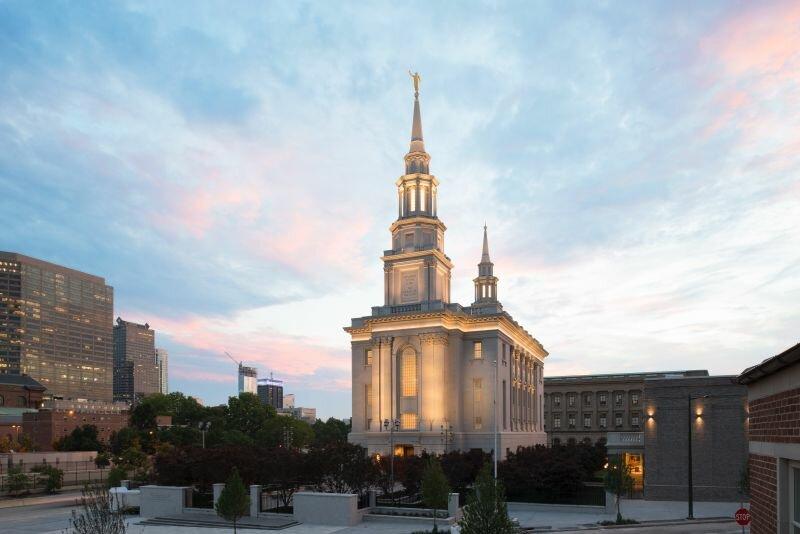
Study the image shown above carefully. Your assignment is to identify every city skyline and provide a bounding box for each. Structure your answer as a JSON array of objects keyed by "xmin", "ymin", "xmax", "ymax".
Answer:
[{"xmin": 2, "ymin": 1, "xmax": 799, "ymax": 419}]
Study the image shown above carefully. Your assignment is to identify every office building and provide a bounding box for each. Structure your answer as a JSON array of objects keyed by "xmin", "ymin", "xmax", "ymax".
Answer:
[
  {"xmin": 257, "ymin": 374, "xmax": 283, "ymax": 409},
  {"xmin": 238, "ymin": 364, "xmax": 257, "ymax": 395},
  {"xmin": 113, "ymin": 318, "xmax": 159, "ymax": 404},
  {"xmin": 0, "ymin": 252, "xmax": 114, "ymax": 401},
  {"xmin": 346, "ymin": 79, "xmax": 547, "ymax": 458},
  {"xmin": 278, "ymin": 405, "xmax": 317, "ymax": 425},
  {"xmin": 155, "ymin": 348, "xmax": 168, "ymax": 394},
  {"xmin": 283, "ymin": 393, "xmax": 295, "ymax": 409}
]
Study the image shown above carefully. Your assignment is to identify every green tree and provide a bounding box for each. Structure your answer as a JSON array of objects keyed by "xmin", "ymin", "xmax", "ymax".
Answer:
[
  {"xmin": 421, "ymin": 457, "xmax": 450, "ymax": 532},
  {"xmin": 109, "ymin": 427, "xmax": 140, "ymax": 455},
  {"xmin": 225, "ymin": 393, "xmax": 274, "ymax": 438},
  {"xmin": 256, "ymin": 416, "xmax": 313, "ymax": 449},
  {"xmin": 7, "ymin": 466, "xmax": 29, "ymax": 496},
  {"xmin": 603, "ymin": 457, "xmax": 633, "ymax": 523},
  {"xmin": 130, "ymin": 402, "xmax": 157, "ymax": 431},
  {"xmin": 56, "ymin": 425, "xmax": 104, "ymax": 452},
  {"xmin": 31, "ymin": 464, "xmax": 63, "ymax": 493},
  {"xmin": 215, "ymin": 467, "xmax": 250, "ymax": 534},
  {"xmin": 311, "ymin": 418, "xmax": 349, "ymax": 447},
  {"xmin": 106, "ymin": 466, "xmax": 127, "ymax": 489},
  {"xmin": 95, "ymin": 452, "xmax": 112, "ymax": 469},
  {"xmin": 459, "ymin": 463, "xmax": 515, "ymax": 534},
  {"xmin": 118, "ymin": 446, "xmax": 149, "ymax": 481}
]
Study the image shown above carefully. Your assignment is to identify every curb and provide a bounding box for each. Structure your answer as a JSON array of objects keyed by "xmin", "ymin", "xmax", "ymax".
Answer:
[{"xmin": 523, "ymin": 517, "xmax": 735, "ymax": 531}]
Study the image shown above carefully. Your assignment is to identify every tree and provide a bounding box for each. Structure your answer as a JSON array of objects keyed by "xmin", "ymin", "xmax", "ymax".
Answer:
[
  {"xmin": 31, "ymin": 464, "xmax": 63, "ymax": 493},
  {"xmin": 68, "ymin": 483, "xmax": 127, "ymax": 534},
  {"xmin": 421, "ymin": 458, "xmax": 450, "ymax": 532},
  {"xmin": 95, "ymin": 452, "xmax": 111, "ymax": 469},
  {"xmin": 118, "ymin": 446, "xmax": 149, "ymax": 481},
  {"xmin": 603, "ymin": 457, "xmax": 633, "ymax": 523},
  {"xmin": 109, "ymin": 427, "xmax": 140, "ymax": 456},
  {"xmin": 459, "ymin": 463, "xmax": 515, "ymax": 534},
  {"xmin": 7, "ymin": 466, "xmax": 29, "ymax": 496},
  {"xmin": 226, "ymin": 393, "xmax": 273, "ymax": 438},
  {"xmin": 106, "ymin": 466, "xmax": 127, "ymax": 489},
  {"xmin": 56, "ymin": 425, "xmax": 104, "ymax": 452},
  {"xmin": 130, "ymin": 401, "xmax": 158, "ymax": 431},
  {"xmin": 255, "ymin": 416, "xmax": 314, "ymax": 449},
  {"xmin": 311, "ymin": 418, "xmax": 350, "ymax": 447},
  {"xmin": 215, "ymin": 468, "xmax": 250, "ymax": 534}
]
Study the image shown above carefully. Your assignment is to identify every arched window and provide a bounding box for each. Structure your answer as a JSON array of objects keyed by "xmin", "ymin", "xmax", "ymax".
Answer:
[{"xmin": 401, "ymin": 347, "xmax": 417, "ymax": 397}]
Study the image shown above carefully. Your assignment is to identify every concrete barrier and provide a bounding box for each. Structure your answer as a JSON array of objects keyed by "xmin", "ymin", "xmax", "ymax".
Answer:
[
  {"xmin": 249, "ymin": 485, "xmax": 261, "ymax": 517},
  {"xmin": 212, "ymin": 483, "xmax": 225, "ymax": 507},
  {"xmin": 140, "ymin": 486, "xmax": 191, "ymax": 518},
  {"xmin": 110, "ymin": 487, "xmax": 140, "ymax": 511},
  {"xmin": 293, "ymin": 492, "xmax": 360, "ymax": 526},
  {"xmin": 448, "ymin": 492, "xmax": 461, "ymax": 520}
]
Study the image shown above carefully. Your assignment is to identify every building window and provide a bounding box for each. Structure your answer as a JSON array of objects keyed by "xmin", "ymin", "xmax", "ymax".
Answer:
[
  {"xmin": 553, "ymin": 438, "xmax": 561, "ymax": 446},
  {"xmin": 599, "ymin": 415, "xmax": 607, "ymax": 428},
  {"xmin": 473, "ymin": 341, "xmax": 482, "ymax": 359},
  {"xmin": 18, "ymin": 396, "xmax": 26, "ymax": 407},
  {"xmin": 568, "ymin": 414, "xmax": 576, "ymax": 428},
  {"xmin": 790, "ymin": 463, "xmax": 800, "ymax": 532},
  {"xmin": 568, "ymin": 394, "xmax": 575, "ymax": 407},
  {"xmin": 554, "ymin": 395, "xmax": 561, "ymax": 407},
  {"xmin": 400, "ymin": 412, "xmax": 418, "ymax": 430},
  {"xmin": 365, "ymin": 349, "xmax": 373, "ymax": 366},
  {"xmin": 473, "ymin": 378, "xmax": 483, "ymax": 429},
  {"xmin": 502, "ymin": 380, "xmax": 507, "ymax": 430},
  {"xmin": 401, "ymin": 348, "xmax": 417, "ymax": 397},
  {"xmin": 583, "ymin": 414, "xmax": 592, "ymax": 428},
  {"xmin": 584, "ymin": 394, "xmax": 591, "ymax": 407},
  {"xmin": 615, "ymin": 414, "xmax": 623, "ymax": 427},
  {"xmin": 631, "ymin": 392, "xmax": 639, "ymax": 405},
  {"xmin": 553, "ymin": 415, "xmax": 561, "ymax": 429},
  {"xmin": 615, "ymin": 393, "xmax": 623, "ymax": 406},
  {"xmin": 631, "ymin": 413, "xmax": 640, "ymax": 427},
  {"xmin": 599, "ymin": 393, "xmax": 607, "ymax": 406},
  {"xmin": 365, "ymin": 384, "xmax": 372, "ymax": 429}
]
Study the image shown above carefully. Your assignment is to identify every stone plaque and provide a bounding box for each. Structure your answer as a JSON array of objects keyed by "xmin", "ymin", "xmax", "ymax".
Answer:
[{"xmin": 401, "ymin": 272, "xmax": 418, "ymax": 303}]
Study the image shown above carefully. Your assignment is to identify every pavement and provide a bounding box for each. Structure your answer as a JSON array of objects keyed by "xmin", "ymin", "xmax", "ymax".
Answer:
[
  {"xmin": 0, "ymin": 497, "xmax": 750, "ymax": 534},
  {"xmin": 0, "ymin": 489, "xmax": 83, "ymax": 509},
  {"xmin": 510, "ymin": 498, "xmax": 747, "ymax": 530}
]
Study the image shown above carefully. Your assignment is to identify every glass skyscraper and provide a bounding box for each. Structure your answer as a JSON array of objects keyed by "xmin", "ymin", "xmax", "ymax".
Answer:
[{"xmin": 0, "ymin": 252, "xmax": 114, "ymax": 401}]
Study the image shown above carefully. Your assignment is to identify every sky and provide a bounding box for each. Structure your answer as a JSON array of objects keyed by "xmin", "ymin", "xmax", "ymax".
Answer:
[{"xmin": 1, "ymin": 1, "xmax": 798, "ymax": 419}]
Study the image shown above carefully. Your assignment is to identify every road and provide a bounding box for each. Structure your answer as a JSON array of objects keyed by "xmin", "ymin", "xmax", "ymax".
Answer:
[{"xmin": 0, "ymin": 501, "xmax": 76, "ymax": 533}]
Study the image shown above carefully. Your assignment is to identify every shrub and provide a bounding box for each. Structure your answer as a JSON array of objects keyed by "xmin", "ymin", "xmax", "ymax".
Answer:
[
  {"xmin": 68, "ymin": 484, "xmax": 127, "ymax": 534},
  {"xmin": 421, "ymin": 457, "xmax": 450, "ymax": 532},
  {"xmin": 459, "ymin": 463, "xmax": 515, "ymax": 534},
  {"xmin": 7, "ymin": 466, "xmax": 29, "ymax": 496},
  {"xmin": 31, "ymin": 464, "xmax": 63, "ymax": 493},
  {"xmin": 106, "ymin": 466, "xmax": 127, "ymax": 489}
]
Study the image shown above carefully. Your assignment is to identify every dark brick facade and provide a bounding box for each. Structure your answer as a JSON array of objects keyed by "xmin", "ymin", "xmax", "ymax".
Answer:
[
  {"xmin": 748, "ymin": 453, "xmax": 776, "ymax": 534},
  {"xmin": 748, "ymin": 387, "xmax": 800, "ymax": 444}
]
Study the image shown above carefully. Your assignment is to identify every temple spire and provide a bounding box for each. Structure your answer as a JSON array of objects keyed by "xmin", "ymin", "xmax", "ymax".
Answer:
[
  {"xmin": 405, "ymin": 71, "xmax": 430, "ymax": 174},
  {"xmin": 481, "ymin": 224, "xmax": 491, "ymax": 263}
]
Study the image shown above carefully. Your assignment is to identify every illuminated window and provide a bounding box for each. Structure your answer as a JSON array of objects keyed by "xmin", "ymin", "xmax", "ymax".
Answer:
[
  {"xmin": 599, "ymin": 415, "xmax": 607, "ymax": 428},
  {"xmin": 631, "ymin": 413, "xmax": 640, "ymax": 427},
  {"xmin": 599, "ymin": 393, "xmax": 607, "ymax": 406},
  {"xmin": 420, "ymin": 186, "xmax": 426, "ymax": 211},
  {"xmin": 568, "ymin": 414, "xmax": 576, "ymax": 428},
  {"xmin": 553, "ymin": 414, "xmax": 561, "ymax": 429},
  {"xmin": 401, "ymin": 412, "xmax": 418, "ymax": 430},
  {"xmin": 473, "ymin": 341, "xmax": 482, "ymax": 360},
  {"xmin": 615, "ymin": 393, "xmax": 623, "ymax": 405},
  {"xmin": 615, "ymin": 414, "xmax": 623, "ymax": 427},
  {"xmin": 584, "ymin": 414, "xmax": 592, "ymax": 428},
  {"xmin": 409, "ymin": 187, "xmax": 416, "ymax": 211},
  {"xmin": 401, "ymin": 348, "xmax": 417, "ymax": 397},
  {"xmin": 365, "ymin": 349, "xmax": 373, "ymax": 366},
  {"xmin": 554, "ymin": 395, "xmax": 561, "ymax": 407},
  {"xmin": 631, "ymin": 393, "xmax": 639, "ymax": 405},
  {"xmin": 568, "ymin": 394, "xmax": 575, "ymax": 407}
]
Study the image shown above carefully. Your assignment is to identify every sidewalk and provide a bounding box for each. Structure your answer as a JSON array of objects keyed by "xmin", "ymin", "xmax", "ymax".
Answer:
[
  {"xmin": 0, "ymin": 489, "xmax": 82, "ymax": 509},
  {"xmin": 510, "ymin": 498, "xmax": 745, "ymax": 530}
]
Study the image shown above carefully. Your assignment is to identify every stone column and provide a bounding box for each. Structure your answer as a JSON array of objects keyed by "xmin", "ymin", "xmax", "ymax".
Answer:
[
  {"xmin": 377, "ymin": 336, "xmax": 393, "ymax": 428},
  {"xmin": 250, "ymin": 485, "xmax": 261, "ymax": 517},
  {"xmin": 420, "ymin": 333, "xmax": 448, "ymax": 435}
]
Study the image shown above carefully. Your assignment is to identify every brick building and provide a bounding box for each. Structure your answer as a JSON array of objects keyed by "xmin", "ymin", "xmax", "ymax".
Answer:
[
  {"xmin": 737, "ymin": 342, "xmax": 800, "ymax": 534},
  {"xmin": 0, "ymin": 374, "xmax": 46, "ymax": 442},
  {"xmin": 23, "ymin": 399, "xmax": 129, "ymax": 451},
  {"xmin": 642, "ymin": 375, "xmax": 748, "ymax": 501}
]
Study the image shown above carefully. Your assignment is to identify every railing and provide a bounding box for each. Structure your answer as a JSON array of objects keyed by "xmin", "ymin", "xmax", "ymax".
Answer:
[
  {"xmin": 190, "ymin": 490, "xmax": 214, "ymax": 509},
  {"xmin": 390, "ymin": 304, "xmax": 422, "ymax": 314},
  {"xmin": 376, "ymin": 491, "xmax": 423, "ymax": 508},
  {"xmin": 606, "ymin": 432, "xmax": 644, "ymax": 447},
  {"xmin": 0, "ymin": 469, "xmax": 106, "ymax": 493},
  {"xmin": 260, "ymin": 487, "xmax": 294, "ymax": 513}
]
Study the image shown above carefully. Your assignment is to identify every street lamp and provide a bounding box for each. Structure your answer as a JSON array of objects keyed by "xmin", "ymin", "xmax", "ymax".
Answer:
[
  {"xmin": 198, "ymin": 421, "xmax": 211, "ymax": 449},
  {"xmin": 383, "ymin": 418, "xmax": 400, "ymax": 503},
  {"xmin": 687, "ymin": 395, "xmax": 709, "ymax": 520},
  {"xmin": 10, "ymin": 424, "xmax": 21, "ymax": 442},
  {"xmin": 440, "ymin": 423, "xmax": 453, "ymax": 453}
]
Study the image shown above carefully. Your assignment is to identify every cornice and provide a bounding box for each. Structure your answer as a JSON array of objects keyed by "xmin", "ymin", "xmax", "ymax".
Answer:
[
  {"xmin": 389, "ymin": 216, "xmax": 447, "ymax": 233},
  {"xmin": 381, "ymin": 248, "xmax": 454, "ymax": 269},
  {"xmin": 395, "ymin": 172, "xmax": 439, "ymax": 187},
  {"xmin": 344, "ymin": 308, "xmax": 547, "ymax": 359}
]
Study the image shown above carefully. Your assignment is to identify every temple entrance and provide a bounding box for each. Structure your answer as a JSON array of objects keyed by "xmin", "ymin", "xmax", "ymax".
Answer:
[{"xmin": 394, "ymin": 444, "xmax": 415, "ymax": 457}]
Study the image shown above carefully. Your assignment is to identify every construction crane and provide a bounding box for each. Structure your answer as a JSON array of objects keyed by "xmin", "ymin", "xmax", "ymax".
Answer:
[
  {"xmin": 226, "ymin": 351, "xmax": 258, "ymax": 395},
  {"xmin": 224, "ymin": 351, "xmax": 241, "ymax": 367}
]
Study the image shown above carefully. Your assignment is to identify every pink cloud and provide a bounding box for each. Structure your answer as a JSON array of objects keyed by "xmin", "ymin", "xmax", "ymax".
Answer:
[{"xmin": 145, "ymin": 312, "xmax": 351, "ymax": 390}]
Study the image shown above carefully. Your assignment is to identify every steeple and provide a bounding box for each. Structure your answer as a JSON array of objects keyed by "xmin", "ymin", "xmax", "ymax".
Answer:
[
  {"xmin": 405, "ymin": 71, "xmax": 430, "ymax": 175},
  {"xmin": 473, "ymin": 225, "xmax": 499, "ymax": 309}
]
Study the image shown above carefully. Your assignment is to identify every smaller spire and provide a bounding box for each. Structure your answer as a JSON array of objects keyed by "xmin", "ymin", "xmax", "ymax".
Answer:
[{"xmin": 481, "ymin": 224, "xmax": 490, "ymax": 263}]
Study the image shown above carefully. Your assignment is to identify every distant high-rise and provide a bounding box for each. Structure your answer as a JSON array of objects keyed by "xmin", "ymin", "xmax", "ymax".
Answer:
[
  {"xmin": 0, "ymin": 252, "xmax": 114, "ymax": 401},
  {"xmin": 283, "ymin": 393, "xmax": 295, "ymax": 409},
  {"xmin": 238, "ymin": 364, "xmax": 257, "ymax": 395},
  {"xmin": 257, "ymin": 374, "xmax": 283, "ymax": 409},
  {"xmin": 155, "ymin": 348, "xmax": 168, "ymax": 394},
  {"xmin": 113, "ymin": 318, "xmax": 159, "ymax": 404}
]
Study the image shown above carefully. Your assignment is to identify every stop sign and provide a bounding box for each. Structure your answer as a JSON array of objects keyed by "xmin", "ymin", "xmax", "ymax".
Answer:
[{"xmin": 735, "ymin": 508, "xmax": 751, "ymax": 526}]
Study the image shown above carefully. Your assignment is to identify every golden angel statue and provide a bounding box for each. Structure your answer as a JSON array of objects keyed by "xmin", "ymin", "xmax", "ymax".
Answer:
[{"xmin": 408, "ymin": 70, "xmax": 421, "ymax": 94}]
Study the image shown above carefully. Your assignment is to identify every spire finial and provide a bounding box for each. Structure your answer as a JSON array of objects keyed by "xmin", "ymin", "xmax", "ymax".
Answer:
[{"xmin": 408, "ymin": 70, "xmax": 421, "ymax": 98}]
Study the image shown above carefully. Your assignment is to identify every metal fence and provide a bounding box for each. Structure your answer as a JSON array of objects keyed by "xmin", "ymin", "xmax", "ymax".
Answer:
[
  {"xmin": 0, "ymin": 468, "xmax": 107, "ymax": 493},
  {"xmin": 0, "ymin": 460, "xmax": 98, "ymax": 474},
  {"xmin": 376, "ymin": 492, "xmax": 423, "ymax": 508}
]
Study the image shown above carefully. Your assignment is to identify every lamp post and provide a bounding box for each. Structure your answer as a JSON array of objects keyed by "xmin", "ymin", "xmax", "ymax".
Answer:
[
  {"xmin": 687, "ymin": 394, "xmax": 708, "ymax": 520},
  {"xmin": 11, "ymin": 424, "xmax": 20, "ymax": 442},
  {"xmin": 198, "ymin": 421, "xmax": 211, "ymax": 449},
  {"xmin": 383, "ymin": 418, "xmax": 400, "ymax": 503},
  {"xmin": 440, "ymin": 423, "xmax": 453, "ymax": 453}
]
